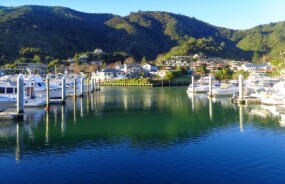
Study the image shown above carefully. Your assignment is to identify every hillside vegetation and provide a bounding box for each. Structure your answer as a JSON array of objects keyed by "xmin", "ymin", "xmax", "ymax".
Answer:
[{"xmin": 0, "ymin": 5, "xmax": 284, "ymax": 64}]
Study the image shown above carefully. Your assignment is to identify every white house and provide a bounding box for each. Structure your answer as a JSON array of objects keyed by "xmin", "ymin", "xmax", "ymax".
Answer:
[
  {"xmin": 92, "ymin": 69, "xmax": 125, "ymax": 82},
  {"xmin": 90, "ymin": 60, "xmax": 103, "ymax": 65},
  {"xmin": 123, "ymin": 63, "xmax": 142, "ymax": 73},
  {"xmin": 241, "ymin": 64, "xmax": 274, "ymax": 73},
  {"xmin": 142, "ymin": 63, "xmax": 159, "ymax": 72},
  {"xmin": 94, "ymin": 48, "xmax": 104, "ymax": 54}
]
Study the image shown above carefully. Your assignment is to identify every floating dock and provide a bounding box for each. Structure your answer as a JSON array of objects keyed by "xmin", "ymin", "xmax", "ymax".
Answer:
[
  {"xmin": 0, "ymin": 112, "xmax": 23, "ymax": 120},
  {"xmin": 50, "ymin": 99, "xmax": 66, "ymax": 105},
  {"xmin": 234, "ymin": 97, "xmax": 261, "ymax": 105}
]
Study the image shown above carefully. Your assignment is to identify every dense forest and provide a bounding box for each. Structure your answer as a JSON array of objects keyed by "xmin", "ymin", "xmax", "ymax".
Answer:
[{"xmin": 0, "ymin": 5, "xmax": 284, "ymax": 64}]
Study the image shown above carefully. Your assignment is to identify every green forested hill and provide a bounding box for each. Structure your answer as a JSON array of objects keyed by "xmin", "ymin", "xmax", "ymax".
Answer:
[
  {"xmin": 0, "ymin": 5, "xmax": 284, "ymax": 64},
  {"xmin": 232, "ymin": 22, "xmax": 285, "ymax": 58}
]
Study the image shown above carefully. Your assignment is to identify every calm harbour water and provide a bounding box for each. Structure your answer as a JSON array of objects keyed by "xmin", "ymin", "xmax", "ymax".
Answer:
[{"xmin": 1, "ymin": 87, "xmax": 285, "ymax": 183}]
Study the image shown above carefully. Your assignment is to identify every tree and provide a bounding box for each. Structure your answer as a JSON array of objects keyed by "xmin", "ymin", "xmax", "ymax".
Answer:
[
  {"xmin": 141, "ymin": 57, "xmax": 147, "ymax": 64},
  {"xmin": 155, "ymin": 54, "xmax": 164, "ymax": 65},
  {"xmin": 195, "ymin": 66, "xmax": 206, "ymax": 75},
  {"xmin": 48, "ymin": 59, "xmax": 59, "ymax": 68},
  {"xmin": 124, "ymin": 56, "xmax": 136, "ymax": 64},
  {"xmin": 214, "ymin": 67, "xmax": 232, "ymax": 80},
  {"xmin": 19, "ymin": 47, "xmax": 42, "ymax": 58},
  {"xmin": 73, "ymin": 52, "xmax": 80, "ymax": 64},
  {"xmin": 33, "ymin": 55, "xmax": 41, "ymax": 63},
  {"xmin": 164, "ymin": 71, "xmax": 174, "ymax": 80},
  {"xmin": 252, "ymin": 51, "xmax": 260, "ymax": 63}
]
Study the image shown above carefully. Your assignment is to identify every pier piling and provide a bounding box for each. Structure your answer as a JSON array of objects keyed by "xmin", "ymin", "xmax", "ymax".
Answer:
[
  {"xmin": 73, "ymin": 78, "xmax": 77, "ymax": 99},
  {"xmin": 80, "ymin": 77, "xmax": 84, "ymax": 97},
  {"xmin": 238, "ymin": 74, "xmax": 245, "ymax": 104},
  {"xmin": 61, "ymin": 77, "xmax": 66, "ymax": 104},
  {"xmin": 208, "ymin": 75, "xmax": 213, "ymax": 98},
  {"xmin": 17, "ymin": 74, "xmax": 24, "ymax": 114},
  {"xmin": 191, "ymin": 76, "xmax": 194, "ymax": 93},
  {"xmin": 46, "ymin": 76, "xmax": 50, "ymax": 110}
]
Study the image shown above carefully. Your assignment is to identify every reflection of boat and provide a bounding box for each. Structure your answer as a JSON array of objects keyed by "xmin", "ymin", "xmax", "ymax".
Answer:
[
  {"xmin": 187, "ymin": 93, "xmax": 209, "ymax": 101},
  {"xmin": 251, "ymin": 105, "xmax": 284, "ymax": 118},
  {"xmin": 0, "ymin": 96, "xmax": 16, "ymax": 112},
  {"xmin": 251, "ymin": 108, "xmax": 272, "ymax": 118},
  {"xmin": 260, "ymin": 105, "xmax": 282, "ymax": 117},
  {"xmin": 23, "ymin": 107, "xmax": 46, "ymax": 123},
  {"xmin": 279, "ymin": 114, "xmax": 285, "ymax": 127},
  {"xmin": 212, "ymin": 97, "xmax": 232, "ymax": 106}
]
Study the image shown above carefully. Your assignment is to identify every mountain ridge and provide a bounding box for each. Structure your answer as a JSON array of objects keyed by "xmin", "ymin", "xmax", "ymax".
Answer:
[{"xmin": 0, "ymin": 5, "xmax": 284, "ymax": 64}]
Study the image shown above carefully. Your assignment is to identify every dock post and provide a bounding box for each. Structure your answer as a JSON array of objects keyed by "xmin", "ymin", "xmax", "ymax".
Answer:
[
  {"xmin": 87, "ymin": 78, "xmax": 90, "ymax": 93},
  {"xmin": 73, "ymin": 78, "xmax": 77, "ymax": 99},
  {"xmin": 98, "ymin": 79, "xmax": 100, "ymax": 91},
  {"xmin": 239, "ymin": 74, "xmax": 244, "ymax": 104},
  {"xmin": 17, "ymin": 74, "xmax": 24, "ymax": 114},
  {"xmin": 61, "ymin": 77, "xmax": 66, "ymax": 104},
  {"xmin": 209, "ymin": 75, "xmax": 213, "ymax": 98},
  {"xmin": 80, "ymin": 77, "xmax": 84, "ymax": 97},
  {"xmin": 95, "ymin": 79, "xmax": 101, "ymax": 91},
  {"xmin": 46, "ymin": 76, "xmax": 50, "ymax": 109},
  {"xmin": 91, "ymin": 78, "xmax": 94, "ymax": 93},
  {"xmin": 191, "ymin": 76, "xmax": 194, "ymax": 93}
]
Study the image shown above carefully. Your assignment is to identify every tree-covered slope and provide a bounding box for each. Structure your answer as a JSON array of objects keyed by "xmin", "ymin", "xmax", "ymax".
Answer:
[
  {"xmin": 232, "ymin": 22, "xmax": 285, "ymax": 57},
  {"xmin": 0, "ymin": 5, "xmax": 284, "ymax": 64},
  {"xmin": 0, "ymin": 5, "xmax": 115, "ymax": 61}
]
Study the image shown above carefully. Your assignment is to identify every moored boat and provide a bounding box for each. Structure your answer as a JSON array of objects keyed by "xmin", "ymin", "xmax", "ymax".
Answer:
[{"xmin": 0, "ymin": 96, "xmax": 16, "ymax": 112}]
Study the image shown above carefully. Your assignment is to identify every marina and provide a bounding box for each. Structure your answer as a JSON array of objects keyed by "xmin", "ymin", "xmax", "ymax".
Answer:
[
  {"xmin": 2, "ymin": 87, "xmax": 285, "ymax": 183},
  {"xmin": 0, "ymin": 1, "xmax": 285, "ymax": 183}
]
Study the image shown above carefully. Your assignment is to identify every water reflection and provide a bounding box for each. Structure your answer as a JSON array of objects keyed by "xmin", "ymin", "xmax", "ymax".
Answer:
[
  {"xmin": 61, "ymin": 105, "xmax": 66, "ymax": 135},
  {"xmin": 209, "ymin": 98, "xmax": 213, "ymax": 120},
  {"xmin": 16, "ymin": 123, "xmax": 24, "ymax": 161},
  {"xmin": 239, "ymin": 105, "xmax": 244, "ymax": 132},
  {"xmin": 45, "ymin": 111, "xmax": 49, "ymax": 145},
  {"xmin": 187, "ymin": 93, "xmax": 209, "ymax": 112},
  {"xmin": 2, "ymin": 87, "xmax": 285, "ymax": 161}
]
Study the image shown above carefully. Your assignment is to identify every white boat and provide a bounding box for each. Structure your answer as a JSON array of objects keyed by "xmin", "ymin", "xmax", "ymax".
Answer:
[
  {"xmin": 24, "ymin": 74, "xmax": 62, "ymax": 99},
  {"xmin": 51, "ymin": 74, "xmax": 86, "ymax": 96},
  {"xmin": 210, "ymin": 81, "xmax": 239, "ymax": 97},
  {"xmin": 0, "ymin": 96, "xmax": 16, "ymax": 112},
  {"xmin": 0, "ymin": 73, "xmax": 62, "ymax": 99},
  {"xmin": 0, "ymin": 81, "xmax": 46, "ymax": 107},
  {"xmin": 187, "ymin": 76, "xmax": 220, "ymax": 93},
  {"xmin": 259, "ymin": 81, "xmax": 285, "ymax": 106}
]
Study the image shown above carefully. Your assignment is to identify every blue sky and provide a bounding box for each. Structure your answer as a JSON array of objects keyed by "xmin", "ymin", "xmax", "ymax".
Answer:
[{"xmin": 1, "ymin": 0, "xmax": 285, "ymax": 30}]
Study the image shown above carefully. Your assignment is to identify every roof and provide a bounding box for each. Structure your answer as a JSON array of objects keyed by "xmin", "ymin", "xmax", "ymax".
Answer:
[
  {"xmin": 243, "ymin": 64, "xmax": 271, "ymax": 68},
  {"xmin": 143, "ymin": 63, "xmax": 157, "ymax": 67},
  {"xmin": 101, "ymin": 68, "xmax": 123, "ymax": 73}
]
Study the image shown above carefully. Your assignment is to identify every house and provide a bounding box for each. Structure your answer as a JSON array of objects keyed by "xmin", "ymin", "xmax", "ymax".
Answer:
[
  {"xmin": 142, "ymin": 63, "xmax": 159, "ymax": 72},
  {"xmin": 123, "ymin": 63, "xmax": 142, "ymax": 73},
  {"xmin": 92, "ymin": 68, "xmax": 125, "ymax": 82},
  {"xmin": 90, "ymin": 61, "xmax": 103, "ymax": 65},
  {"xmin": 78, "ymin": 54, "xmax": 88, "ymax": 63},
  {"xmin": 241, "ymin": 64, "xmax": 274, "ymax": 73},
  {"xmin": 94, "ymin": 48, "xmax": 104, "ymax": 54},
  {"xmin": 67, "ymin": 58, "xmax": 74, "ymax": 63}
]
